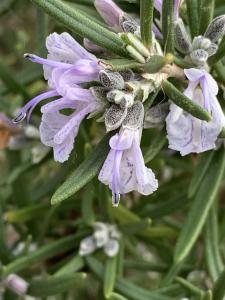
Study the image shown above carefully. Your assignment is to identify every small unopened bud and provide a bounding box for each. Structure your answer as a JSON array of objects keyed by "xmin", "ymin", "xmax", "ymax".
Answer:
[
  {"xmin": 99, "ymin": 70, "xmax": 125, "ymax": 90},
  {"xmin": 5, "ymin": 274, "xmax": 29, "ymax": 295},
  {"xmin": 144, "ymin": 103, "xmax": 169, "ymax": 128},
  {"xmin": 90, "ymin": 86, "xmax": 107, "ymax": 104},
  {"xmin": 190, "ymin": 49, "xmax": 208, "ymax": 66},
  {"xmin": 105, "ymin": 104, "xmax": 127, "ymax": 131},
  {"xmin": 104, "ymin": 239, "xmax": 120, "ymax": 257},
  {"xmin": 175, "ymin": 18, "xmax": 192, "ymax": 54},
  {"xmin": 119, "ymin": 69, "xmax": 134, "ymax": 81},
  {"xmin": 205, "ymin": 42, "xmax": 218, "ymax": 56},
  {"xmin": 122, "ymin": 101, "xmax": 144, "ymax": 130},
  {"xmin": 107, "ymin": 90, "xmax": 134, "ymax": 108},
  {"xmin": 120, "ymin": 14, "xmax": 139, "ymax": 33},
  {"xmin": 94, "ymin": 222, "xmax": 109, "ymax": 247},
  {"xmin": 204, "ymin": 15, "xmax": 225, "ymax": 42},
  {"xmin": 79, "ymin": 236, "xmax": 96, "ymax": 256},
  {"xmin": 192, "ymin": 36, "xmax": 211, "ymax": 50},
  {"xmin": 94, "ymin": 0, "xmax": 124, "ymax": 31}
]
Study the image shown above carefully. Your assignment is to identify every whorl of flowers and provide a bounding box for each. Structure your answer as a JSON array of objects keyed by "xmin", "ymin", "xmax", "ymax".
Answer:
[{"xmin": 14, "ymin": 0, "xmax": 225, "ymax": 207}]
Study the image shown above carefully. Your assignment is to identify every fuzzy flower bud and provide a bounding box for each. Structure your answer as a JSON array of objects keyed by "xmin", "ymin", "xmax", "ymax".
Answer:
[
  {"xmin": 5, "ymin": 274, "xmax": 29, "ymax": 295},
  {"xmin": 204, "ymin": 15, "xmax": 225, "ymax": 42}
]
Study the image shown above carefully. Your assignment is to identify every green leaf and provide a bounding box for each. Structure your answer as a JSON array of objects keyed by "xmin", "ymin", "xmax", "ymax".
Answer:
[
  {"xmin": 28, "ymin": 273, "xmax": 86, "ymax": 297},
  {"xmin": 5, "ymin": 203, "xmax": 49, "ymax": 223},
  {"xmin": 101, "ymin": 59, "xmax": 142, "ymax": 71},
  {"xmin": 51, "ymin": 133, "xmax": 112, "ymax": 205},
  {"xmin": 214, "ymin": 61, "xmax": 225, "ymax": 84},
  {"xmin": 162, "ymin": 0, "xmax": 175, "ymax": 53},
  {"xmin": 186, "ymin": 0, "xmax": 200, "ymax": 38},
  {"xmin": 0, "ymin": 62, "xmax": 29, "ymax": 99},
  {"xmin": 174, "ymin": 148, "xmax": 225, "ymax": 263},
  {"xmin": 2, "ymin": 231, "xmax": 88, "ymax": 277},
  {"xmin": 199, "ymin": 0, "xmax": 215, "ymax": 35},
  {"xmin": 188, "ymin": 151, "xmax": 215, "ymax": 198},
  {"xmin": 86, "ymin": 256, "xmax": 174, "ymax": 300},
  {"xmin": 175, "ymin": 277, "xmax": 204, "ymax": 298},
  {"xmin": 104, "ymin": 256, "xmax": 118, "ymax": 298},
  {"xmin": 54, "ymin": 255, "xmax": 85, "ymax": 277},
  {"xmin": 120, "ymin": 218, "xmax": 152, "ymax": 235},
  {"xmin": 109, "ymin": 293, "xmax": 128, "ymax": 300},
  {"xmin": 140, "ymin": 0, "xmax": 154, "ymax": 47},
  {"xmin": 0, "ymin": 0, "xmax": 16, "ymax": 15},
  {"xmin": 143, "ymin": 54, "xmax": 174, "ymax": 74},
  {"xmin": 144, "ymin": 128, "xmax": 167, "ymax": 164},
  {"xmin": 212, "ymin": 269, "xmax": 225, "ymax": 300},
  {"xmin": 204, "ymin": 203, "xmax": 224, "ymax": 281},
  {"xmin": 162, "ymin": 80, "xmax": 211, "ymax": 121},
  {"xmin": 82, "ymin": 184, "xmax": 95, "ymax": 226},
  {"xmin": 31, "ymin": 0, "xmax": 127, "ymax": 57}
]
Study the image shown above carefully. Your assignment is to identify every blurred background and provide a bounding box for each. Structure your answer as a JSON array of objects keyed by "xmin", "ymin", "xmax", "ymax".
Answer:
[{"xmin": 1, "ymin": 0, "xmax": 225, "ymax": 299}]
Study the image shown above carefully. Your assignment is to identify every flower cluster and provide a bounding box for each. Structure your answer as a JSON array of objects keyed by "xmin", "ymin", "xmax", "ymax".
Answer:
[
  {"xmin": 14, "ymin": 0, "xmax": 225, "ymax": 206},
  {"xmin": 79, "ymin": 222, "xmax": 121, "ymax": 257}
]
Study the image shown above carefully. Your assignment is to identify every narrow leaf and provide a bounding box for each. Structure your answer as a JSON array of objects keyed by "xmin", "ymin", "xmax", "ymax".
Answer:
[
  {"xmin": 162, "ymin": 80, "xmax": 211, "ymax": 121},
  {"xmin": 140, "ymin": 0, "xmax": 154, "ymax": 48},
  {"xmin": 28, "ymin": 273, "xmax": 86, "ymax": 297},
  {"xmin": 174, "ymin": 148, "xmax": 225, "ymax": 263},
  {"xmin": 144, "ymin": 128, "xmax": 167, "ymax": 164},
  {"xmin": 204, "ymin": 203, "xmax": 224, "ymax": 281},
  {"xmin": 199, "ymin": 0, "xmax": 215, "ymax": 35},
  {"xmin": 54, "ymin": 255, "xmax": 85, "ymax": 277},
  {"xmin": 162, "ymin": 0, "xmax": 175, "ymax": 53},
  {"xmin": 51, "ymin": 133, "xmax": 112, "ymax": 205},
  {"xmin": 188, "ymin": 151, "xmax": 215, "ymax": 198},
  {"xmin": 212, "ymin": 269, "xmax": 225, "ymax": 300},
  {"xmin": 104, "ymin": 256, "xmax": 118, "ymax": 298},
  {"xmin": 2, "ymin": 232, "xmax": 88, "ymax": 277},
  {"xmin": 186, "ymin": 0, "xmax": 200, "ymax": 38},
  {"xmin": 31, "ymin": 0, "xmax": 127, "ymax": 57}
]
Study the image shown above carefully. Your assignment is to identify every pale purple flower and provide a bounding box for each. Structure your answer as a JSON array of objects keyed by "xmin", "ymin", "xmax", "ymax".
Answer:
[
  {"xmin": 40, "ymin": 91, "xmax": 102, "ymax": 163},
  {"xmin": 99, "ymin": 128, "xmax": 158, "ymax": 206},
  {"xmin": 155, "ymin": 0, "xmax": 182, "ymax": 20},
  {"xmin": 94, "ymin": 0, "xmax": 124, "ymax": 31},
  {"xmin": 154, "ymin": 0, "xmax": 162, "ymax": 14},
  {"xmin": 94, "ymin": 0, "xmax": 162, "ymax": 39},
  {"xmin": 14, "ymin": 32, "xmax": 100, "ymax": 123},
  {"xmin": 5, "ymin": 274, "xmax": 29, "ymax": 295},
  {"xmin": 166, "ymin": 68, "xmax": 225, "ymax": 156}
]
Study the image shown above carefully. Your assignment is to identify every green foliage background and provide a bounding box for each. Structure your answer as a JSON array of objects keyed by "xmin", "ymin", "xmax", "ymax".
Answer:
[{"xmin": 1, "ymin": 0, "xmax": 225, "ymax": 299}]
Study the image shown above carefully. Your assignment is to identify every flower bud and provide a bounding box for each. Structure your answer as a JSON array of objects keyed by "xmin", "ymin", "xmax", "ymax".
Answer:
[
  {"xmin": 204, "ymin": 15, "xmax": 225, "ymax": 42},
  {"xmin": 105, "ymin": 104, "xmax": 127, "ymax": 132},
  {"xmin": 175, "ymin": 18, "xmax": 192, "ymax": 54},
  {"xmin": 94, "ymin": 0, "xmax": 124, "ymax": 31},
  {"xmin": 119, "ymin": 69, "xmax": 134, "ymax": 81},
  {"xmin": 99, "ymin": 70, "xmax": 125, "ymax": 90},
  {"xmin": 192, "ymin": 36, "xmax": 211, "ymax": 50},
  {"xmin": 93, "ymin": 222, "xmax": 109, "ymax": 247},
  {"xmin": 5, "ymin": 274, "xmax": 29, "ymax": 295},
  {"xmin": 122, "ymin": 101, "xmax": 144, "ymax": 130},
  {"xmin": 104, "ymin": 239, "xmax": 120, "ymax": 257},
  {"xmin": 119, "ymin": 14, "xmax": 139, "ymax": 33},
  {"xmin": 144, "ymin": 103, "xmax": 169, "ymax": 128},
  {"xmin": 190, "ymin": 49, "xmax": 208, "ymax": 66},
  {"xmin": 107, "ymin": 90, "xmax": 134, "ymax": 108},
  {"xmin": 79, "ymin": 236, "xmax": 97, "ymax": 256}
]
